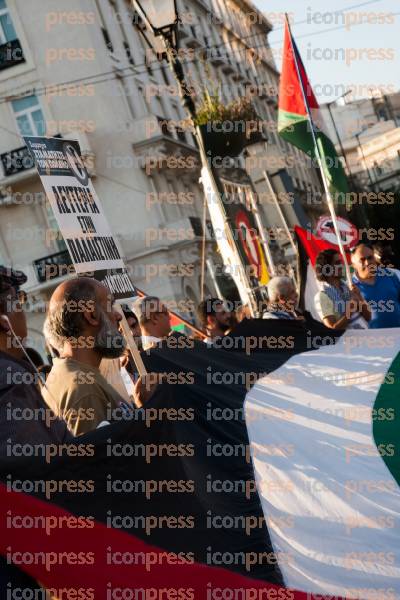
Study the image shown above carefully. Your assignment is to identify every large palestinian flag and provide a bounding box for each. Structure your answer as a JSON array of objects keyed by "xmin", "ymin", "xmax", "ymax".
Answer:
[
  {"xmin": 278, "ymin": 20, "xmax": 348, "ymax": 198},
  {"xmin": 1, "ymin": 321, "xmax": 399, "ymax": 598}
]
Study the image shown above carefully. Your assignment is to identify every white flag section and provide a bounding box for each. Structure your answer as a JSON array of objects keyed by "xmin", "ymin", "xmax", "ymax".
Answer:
[
  {"xmin": 200, "ymin": 166, "xmax": 249, "ymax": 306},
  {"xmin": 245, "ymin": 328, "xmax": 400, "ymax": 597},
  {"xmin": 25, "ymin": 136, "xmax": 136, "ymax": 300}
]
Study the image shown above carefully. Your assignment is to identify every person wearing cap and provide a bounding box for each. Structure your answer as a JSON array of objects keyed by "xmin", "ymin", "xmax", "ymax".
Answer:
[
  {"xmin": 0, "ymin": 266, "xmax": 71, "ymax": 447},
  {"xmin": 351, "ymin": 242, "xmax": 400, "ymax": 329},
  {"xmin": 0, "ymin": 267, "xmax": 73, "ymax": 596}
]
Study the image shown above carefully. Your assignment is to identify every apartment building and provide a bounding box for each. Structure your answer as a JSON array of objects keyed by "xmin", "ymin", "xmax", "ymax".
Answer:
[
  {"xmin": 0, "ymin": 0, "xmax": 322, "ymax": 352},
  {"xmin": 321, "ymin": 90, "xmax": 400, "ymax": 192}
]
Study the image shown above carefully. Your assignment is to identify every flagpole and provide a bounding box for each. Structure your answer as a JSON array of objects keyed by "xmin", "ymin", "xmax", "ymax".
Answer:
[{"xmin": 285, "ymin": 14, "xmax": 352, "ymax": 287}]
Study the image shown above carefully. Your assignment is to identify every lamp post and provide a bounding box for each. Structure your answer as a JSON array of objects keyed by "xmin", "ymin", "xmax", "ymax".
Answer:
[
  {"xmin": 355, "ymin": 132, "xmax": 376, "ymax": 191},
  {"xmin": 131, "ymin": 0, "xmax": 258, "ymax": 314}
]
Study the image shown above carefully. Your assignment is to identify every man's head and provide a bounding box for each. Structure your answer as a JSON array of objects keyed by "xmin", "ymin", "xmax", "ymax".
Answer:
[
  {"xmin": 374, "ymin": 242, "xmax": 395, "ymax": 268},
  {"xmin": 315, "ymin": 250, "xmax": 344, "ymax": 282},
  {"xmin": 0, "ymin": 266, "xmax": 28, "ymax": 359},
  {"xmin": 197, "ymin": 298, "xmax": 231, "ymax": 335},
  {"xmin": 133, "ymin": 296, "xmax": 171, "ymax": 339},
  {"xmin": 350, "ymin": 242, "xmax": 377, "ymax": 280},
  {"xmin": 121, "ymin": 306, "xmax": 141, "ymax": 339},
  {"xmin": 267, "ymin": 277, "xmax": 298, "ymax": 313},
  {"xmin": 44, "ymin": 277, "xmax": 126, "ymax": 360}
]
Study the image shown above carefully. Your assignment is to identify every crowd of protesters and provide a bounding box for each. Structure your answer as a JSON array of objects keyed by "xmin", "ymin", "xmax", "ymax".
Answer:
[{"xmin": 0, "ymin": 240, "xmax": 400, "ymax": 443}]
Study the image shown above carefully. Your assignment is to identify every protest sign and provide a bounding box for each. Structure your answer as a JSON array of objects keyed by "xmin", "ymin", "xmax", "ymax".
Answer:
[
  {"xmin": 25, "ymin": 136, "xmax": 146, "ymax": 376},
  {"xmin": 24, "ymin": 136, "xmax": 136, "ymax": 300}
]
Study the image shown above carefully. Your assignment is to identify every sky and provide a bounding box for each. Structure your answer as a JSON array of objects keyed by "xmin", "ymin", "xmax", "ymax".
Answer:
[{"xmin": 253, "ymin": 0, "xmax": 399, "ymax": 103}]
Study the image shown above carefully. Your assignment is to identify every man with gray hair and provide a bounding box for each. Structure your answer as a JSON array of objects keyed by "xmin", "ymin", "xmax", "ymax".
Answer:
[
  {"xmin": 133, "ymin": 295, "xmax": 171, "ymax": 351},
  {"xmin": 263, "ymin": 277, "xmax": 300, "ymax": 320},
  {"xmin": 42, "ymin": 277, "xmax": 133, "ymax": 435}
]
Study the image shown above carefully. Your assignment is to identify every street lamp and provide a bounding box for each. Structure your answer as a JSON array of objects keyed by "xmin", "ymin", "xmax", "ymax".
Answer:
[
  {"xmin": 131, "ymin": 0, "xmax": 258, "ymax": 313},
  {"xmin": 133, "ymin": 0, "xmax": 178, "ymax": 43},
  {"xmin": 132, "ymin": 0, "xmax": 196, "ymax": 120},
  {"xmin": 355, "ymin": 132, "xmax": 375, "ymax": 191}
]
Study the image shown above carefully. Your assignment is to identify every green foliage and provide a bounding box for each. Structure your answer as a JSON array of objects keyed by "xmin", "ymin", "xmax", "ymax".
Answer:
[{"xmin": 194, "ymin": 89, "xmax": 257, "ymax": 126}]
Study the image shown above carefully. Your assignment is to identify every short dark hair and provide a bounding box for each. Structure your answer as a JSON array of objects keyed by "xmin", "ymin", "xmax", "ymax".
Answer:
[
  {"xmin": 315, "ymin": 249, "xmax": 340, "ymax": 282},
  {"xmin": 197, "ymin": 298, "xmax": 224, "ymax": 328},
  {"xmin": 122, "ymin": 306, "xmax": 137, "ymax": 323},
  {"xmin": 349, "ymin": 241, "xmax": 373, "ymax": 255},
  {"xmin": 0, "ymin": 266, "xmax": 27, "ymax": 314},
  {"xmin": 373, "ymin": 242, "xmax": 394, "ymax": 264}
]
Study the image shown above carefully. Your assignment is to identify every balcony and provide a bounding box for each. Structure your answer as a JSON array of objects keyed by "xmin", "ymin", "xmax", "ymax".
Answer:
[
  {"xmin": 0, "ymin": 132, "xmax": 96, "ymax": 187},
  {"xmin": 208, "ymin": 47, "xmax": 226, "ymax": 67},
  {"xmin": 184, "ymin": 26, "xmax": 203, "ymax": 49},
  {"xmin": 221, "ymin": 58, "xmax": 235, "ymax": 75},
  {"xmin": 131, "ymin": 114, "xmax": 198, "ymax": 172},
  {"xmin": 0, "ymin": 145, "xmax": 35, "ymax": 178},
  {"xmin": 33, "ymin": 250, "xmax": 74, "ymax": 284},
  {"xmin": 0, "ymin": 38, "xmax": 25, "ymax": 71}
]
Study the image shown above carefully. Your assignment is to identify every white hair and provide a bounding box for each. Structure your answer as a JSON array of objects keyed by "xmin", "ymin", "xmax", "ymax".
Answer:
[{"xmin": 267, "ymin": 277, "xmax": 295, "ymax": 303}]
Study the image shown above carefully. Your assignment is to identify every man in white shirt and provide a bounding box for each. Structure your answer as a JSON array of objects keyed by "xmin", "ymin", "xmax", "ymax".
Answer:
[{"xmin": 263, "ymin": 277, "xmax": 301, "ymax": 320}]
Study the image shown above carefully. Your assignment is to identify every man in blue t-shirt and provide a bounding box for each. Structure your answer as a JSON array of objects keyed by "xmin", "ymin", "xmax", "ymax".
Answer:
[{"xmin": 351, "ymin": 242, "xmax": 400, "ymax": 329}]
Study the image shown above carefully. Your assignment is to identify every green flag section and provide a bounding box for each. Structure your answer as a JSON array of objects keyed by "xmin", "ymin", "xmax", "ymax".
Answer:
[
  {"xmin": 278, "ymin": 22, "xmax": 348, "ymax": 198},
  {"xmin": 245, "ymin": 328, "xmax": 400, "ymax": 596}
]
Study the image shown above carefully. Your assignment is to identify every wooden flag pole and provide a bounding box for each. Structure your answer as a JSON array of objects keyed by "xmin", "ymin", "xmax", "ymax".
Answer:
[
  {"xmin": 115, "ymin": 302, "xmax": 147, "ymax": 377},
  {"xmin": 285, "ymin": 14, "xmax": 352, "ymax": 287}
]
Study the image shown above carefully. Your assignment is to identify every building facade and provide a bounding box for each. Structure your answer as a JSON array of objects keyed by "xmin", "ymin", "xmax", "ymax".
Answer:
[
  {"xmin": 321, "ymin": 90, "xmax": 400, "ymax": 192},
  {"xmin": 0, "ymin": 0, "xmax": 322, "ymax": 353}
]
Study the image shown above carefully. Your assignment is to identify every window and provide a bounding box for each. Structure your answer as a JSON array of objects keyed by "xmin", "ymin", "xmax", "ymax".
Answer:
[
  {"xmin": 45, "ymin": 201, "xmax": 66, "ymax": 252},
  {"xmin": 12, "ymin": 95, "xmax": 46, "ymax": 136},
  {"xmin": 0, "ymin": 0, "xmax": 17, "ymax": 44}
]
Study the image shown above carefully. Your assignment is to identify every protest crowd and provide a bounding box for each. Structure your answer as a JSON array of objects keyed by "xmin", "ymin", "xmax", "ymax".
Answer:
[
  {"xmin": 1, "ymin": 237, "xmax": 400, "ymax": 441},
  {"xmin": 1, "ymin": 1, "xmax": 400, "ymax": 597}
]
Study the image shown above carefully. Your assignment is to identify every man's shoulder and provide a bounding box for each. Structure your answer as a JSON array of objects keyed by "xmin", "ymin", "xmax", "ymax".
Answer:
[
  {"xmin": 44, "ymin": 359, "xmax": 106, "ymax": 405},
  {"xmin": 44, "ymin": 358, "xmax": 123, "ymax": 409},
  {"xmin": 0, "ymin": 352, "xmax": 31, "ymax": 392}
]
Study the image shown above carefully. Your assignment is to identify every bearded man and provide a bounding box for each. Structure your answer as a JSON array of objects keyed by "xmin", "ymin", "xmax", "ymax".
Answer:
[{"xmin": 42, "ymin": 277, "xmax": 133, "ymax": 435}]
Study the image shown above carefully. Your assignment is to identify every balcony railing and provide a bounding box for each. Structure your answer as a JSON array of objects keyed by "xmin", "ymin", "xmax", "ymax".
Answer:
[
  {"xmin": 33, "ymin": 250, "xmax": 73, "ymax": 284},
  {"xmin": 1, "ymin": 134, "xmax": 63, "ymax": 179},
  {"xmin": 0, "ymin": 38, "xmax": 25, "ymax": 71},
  {"xmin": 0, "ymin": 145, "xmax": 34, "ymax": 177}
]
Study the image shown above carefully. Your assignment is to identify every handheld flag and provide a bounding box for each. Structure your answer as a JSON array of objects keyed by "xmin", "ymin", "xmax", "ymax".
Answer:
[{"xmin": 278, "ymin": 21, "xmax": 348, "ymax": 199}]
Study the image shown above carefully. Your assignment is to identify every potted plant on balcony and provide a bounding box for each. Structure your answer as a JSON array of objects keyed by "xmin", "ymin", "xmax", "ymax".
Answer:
[{"xmin": 194, "ymin": 89, "xmax": 265, "ymax": 158}]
